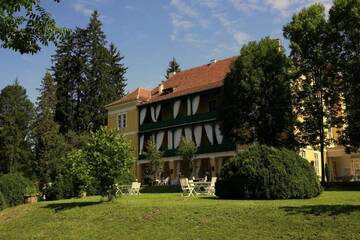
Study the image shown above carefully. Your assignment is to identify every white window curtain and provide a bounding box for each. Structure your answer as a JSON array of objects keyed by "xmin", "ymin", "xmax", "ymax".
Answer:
[
  {"xmin": 155, "ymin": 104, "xmax": 161, "ymax": 120},
  {"xmin": 194, "ymin": 160, "xmax": 201, "ymax": 178},
  {"xmin": 192, "ymin": 96, "xmax": 200, "ymax": 115},
  {"xmin": 194, "ymin": 125, "xmax": 202, "ymax": 146},
  {"xmin": 205, "ymin": 124, "xmax": 214, "ymax": 145},
  {"xmin": 173, "ymin": 100, "xmax": 181, "ymax": 119},
  {"xmin": 185, "ymin": 127, "xmax": 192, "ymax": 141},
  {"xmin": 215, "ymin": 124, "xmax": 223, "ymax": 144},
  {"xmin": 139, "ymin": 135, "xmax": 144, "ymax": 154},
  {"xmin": 139, "ymin": 108, "xmax": 147, "ymax": 125},
  {"xmin": 151, "ymin": 106, "xmax": 156, "ymax": 122},
  {"xmin": 156, "ymin": 131, "xmax": 165, "ymax": 150},
  {"xmin": 187, "ymin": 98, "xmax": 191, "ymax": 116},
  {"xmin": 167, "ymin": 130, "xmax": 173, "ymax": 150},
  {"xmin": 174, "ymin": 128, "xmax": 183, "ymax": 148}
]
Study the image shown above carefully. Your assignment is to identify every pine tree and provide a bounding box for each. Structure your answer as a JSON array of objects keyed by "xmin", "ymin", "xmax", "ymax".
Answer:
[
  {"xmin": 107, "ymin": 43, "xmax": 127, "ymax": 99},
  {"xmin": 0, "ymin": 81, "xmax": 34, "ymax": 174},
  {"xmin": 165, "ymin": 57, "xmax": 181, "ymax": 79},
  {"xmin": 33, "ymin": 72, "xmax": 66, "ymax": 186}
]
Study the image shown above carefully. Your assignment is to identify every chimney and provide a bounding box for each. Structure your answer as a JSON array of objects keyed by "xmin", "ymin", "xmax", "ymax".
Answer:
[
  {"xmin": 158, "ymin": 82, "xmax": 164, "ymax": 94},
  {"xmin": 169, "ymin": 71, "xmax": 177, "ymax": 79}
]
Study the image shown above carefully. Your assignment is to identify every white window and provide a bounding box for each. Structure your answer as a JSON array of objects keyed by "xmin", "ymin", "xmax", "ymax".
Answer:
[
  {"xmin": 118, "ymin": 112, "xmax": 127, "ymax": 129},
  {"xmin": 300, "ymin": 150, "xmax": 306, "ymax": 159}
]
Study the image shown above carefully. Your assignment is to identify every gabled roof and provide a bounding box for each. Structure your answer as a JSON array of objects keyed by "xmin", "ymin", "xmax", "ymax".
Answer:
[
  {"xmin": 105, "ymin": 56, "xmax": 237, "ymax": 108},
  {"xmin": 105, "ymin": 87, "xmax": 151, "ymax": 108}
]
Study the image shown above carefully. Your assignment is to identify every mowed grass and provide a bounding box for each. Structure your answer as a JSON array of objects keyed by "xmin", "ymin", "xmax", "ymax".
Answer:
[{"xmin": 0, "ymin": 192, "xmax": 360, "ymax": 240}]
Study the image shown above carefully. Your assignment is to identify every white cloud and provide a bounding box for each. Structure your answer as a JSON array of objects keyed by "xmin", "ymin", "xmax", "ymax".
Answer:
[
  {"xmin": 170, "ymin": 13, "xmax": 194, "ymax": 30},
  {"xmin": 170, "ymin": 0, "xmax": 198, "ymax": 18},
  {"xmin": 73, "ymin": 2, "xmax": 93, "ymax": 17},
  {"xmin": 72, "ymin": 0, "xmax": 113, "ymax": 23},
  {"xmin": 233, "ymin": 31, "xmax": 252, "ymax": 46}
]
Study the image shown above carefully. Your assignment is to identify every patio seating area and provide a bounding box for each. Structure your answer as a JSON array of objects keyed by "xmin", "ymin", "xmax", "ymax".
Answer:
[
  {"xmin": 180, "ymin": 177, "xmax": 217, "ymax": 196},
  {"xmin": 116, "ymin": 182, "xmax": 141, "ymax": 196}
]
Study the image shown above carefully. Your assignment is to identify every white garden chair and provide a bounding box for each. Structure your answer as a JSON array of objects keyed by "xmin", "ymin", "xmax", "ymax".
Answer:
[
  {"xmin": 129, "ymin": 182, "xmax": 141, "ymax": 195},
  {"xmin": 180, "ymin": 178, "xmax": 194, "ymax": 197},
  {"xmin": 207, "ymin": 177, "xmax": 217, "ymax": 195}
]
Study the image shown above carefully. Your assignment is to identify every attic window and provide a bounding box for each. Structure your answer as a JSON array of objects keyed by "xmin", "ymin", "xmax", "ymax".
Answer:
[{"xmin": 160, "ymin": 87, "xmax": 174, "ymax": 95}]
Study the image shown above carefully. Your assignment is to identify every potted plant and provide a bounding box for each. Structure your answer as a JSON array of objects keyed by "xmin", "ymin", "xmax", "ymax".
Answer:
[{"xmin": 24, "ymin": 185, "xmax": 39, "ymax": 204}]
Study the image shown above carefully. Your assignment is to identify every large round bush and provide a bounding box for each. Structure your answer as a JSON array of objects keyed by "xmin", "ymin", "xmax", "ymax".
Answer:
[
  {"xmin": 215, "ymin": 145, "xmax": 322, "ymax": 199},
  {"xmin": 0, "ymin": 173, "xmax": 35, "ymax": 206}
]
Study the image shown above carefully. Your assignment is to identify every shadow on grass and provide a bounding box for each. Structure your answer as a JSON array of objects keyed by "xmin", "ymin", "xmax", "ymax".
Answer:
[
  {"xmin": 43, "ymin": 201, "xmax": 102, "ymax": 212},
  {"xmin": 281, "ymin": 205, "xmax": 360, "ymax": 216}
]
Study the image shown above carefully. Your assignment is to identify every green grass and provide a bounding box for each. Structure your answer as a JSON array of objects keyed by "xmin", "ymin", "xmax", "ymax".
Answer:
[{"xmin": 0, "ymin": 192, "xmax": 360, "ymax": 240}]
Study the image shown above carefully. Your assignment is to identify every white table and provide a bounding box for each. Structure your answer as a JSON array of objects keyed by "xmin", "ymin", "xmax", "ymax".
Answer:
[
  {"xmin": 116, "ymin": 185, "xmax": 131, "ymax": 195},
  {"xmin": 193, "ymin": 181, "xmax": 211, "ymax": 195}
]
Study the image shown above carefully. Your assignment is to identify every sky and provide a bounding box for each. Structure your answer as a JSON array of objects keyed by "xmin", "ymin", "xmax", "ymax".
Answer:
[{"xmin": 0, "ymin": 0, "xmax": 333, "ymax": 102}]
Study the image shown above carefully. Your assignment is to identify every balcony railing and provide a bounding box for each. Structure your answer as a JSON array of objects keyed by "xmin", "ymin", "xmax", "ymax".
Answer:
[
  {"xmin": 139, "ymin": 111, "xmax": 217, "ymax": 132},
  {"xmin": 138, "ymin": 142, "xmax": 236, "ymax": 160}
]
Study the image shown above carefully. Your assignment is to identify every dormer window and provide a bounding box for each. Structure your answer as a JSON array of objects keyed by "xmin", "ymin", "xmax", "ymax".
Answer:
[{"xmin": 118, "ymin": 112, "xmax": 127, "ymax": 129}]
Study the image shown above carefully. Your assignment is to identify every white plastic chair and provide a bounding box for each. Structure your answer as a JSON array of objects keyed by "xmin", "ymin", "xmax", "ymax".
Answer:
[
  {"xmin": 180, "ymin": 178, "xmax": 194, "ymax": 197},
  {"xmin": 207, "ymin": 177, "xmax": 217, "ymax": 195},
  {"xmin": 130, "ymin": 182, "xmax": 141, "ymax": 195}
]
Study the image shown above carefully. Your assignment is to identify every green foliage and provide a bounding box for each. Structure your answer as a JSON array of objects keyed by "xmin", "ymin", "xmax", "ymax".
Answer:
[
  {"xmin": 215, "ymin": 145, "xmax": 322, "ymax": 199},
  {"xmin": 0, "ymin": 81, "xmax": 34, "ymax": 174},
  {"xmin": 283, "ymin": 3, "xmax": 343, "ymax": 181},
  {"xmin": 0, "ymin": 0, "xmax": 66, "ymax": 54},
  {"xmin": 165, "ymin": 57, "xmax": 181, "ymax": 79},
  {"xmin": 0, "ymin": 191, "xmax": 6, "ymax": 210},
  {"xmin": 0, "ymin": 173, "xmax": 35, "ymax": 206},
  {"xmin": 53, "ymin": 11, "xmax": 127, "ymax": 133},
  {"xmin": 219, "ymin": 37, "xmax": 296, "ymax": 149},
  {"xmin": 33, "ymin": 72, "xmax": 66, "ymax": 186},
  {"xmin": 176, "ymin": 138, "xmax": 197, "ymax": 177},
  {"xmin": 329, "ymin": 0, "xmax": 360, "ymax": 151},
  {"xmin": 86, "ymin": 126, "xmax": 134, "ymax": 197},
  {"xmin": 144, "ymin": 139, "xmax": 163, "ymax": 183}
]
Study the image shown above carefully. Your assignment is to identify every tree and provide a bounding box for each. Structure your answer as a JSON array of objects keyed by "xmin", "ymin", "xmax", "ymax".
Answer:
[
  {"xmin": 85, "ymin": 127, "xmax": 134, "ymax": 200},
  {"xmin": 218, "ymin": 37, "xmax": 296, "ymax": 149},
  {"xmin": 53, "ymin": 11, "xmax": 127, "ymax": 133},
  {"xmin": 329, "ymin": 0, "xmax": 360, "ymax": 152},
  {"xmin": 165, "ymin": 57, "xmax": 181, "ymax": 79},
  {"xmin": 176, "ymin": 138, "xmax": 197, "ymax": 178},
  {"xmin": 283, "ymin": 4, "xmax": 343, "ymax": 182},
  {"xmin": 0, "ymin": 0, "xmax": 65, "ymax": 54},
  {"xmin": 0, "ymin": 81, "xmax": 34, "ymax": 174},
  {"xmin": 144, "ymin": 139, "xmax": 163, "ymax": 184},
  {"xmin": 33, "ymin": 72, "xmax": 66, "ymax": 186}
]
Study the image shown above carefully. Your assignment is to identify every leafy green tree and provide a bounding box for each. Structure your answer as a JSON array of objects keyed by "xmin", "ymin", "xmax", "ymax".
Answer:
[
  {"xmin": 176, "ymin": 138, "xmax": 197, "ymax": 178},
  {"xmin": 33, "ymin": 72, "xmax": 66, "ymax": 186},
  {"xmin": 165, "ymin": 57, "xmax": 181, "ymax": 79},
  {"xmin": 329, "ymin": 0, "xmax": 360, "ymax": 152},
  {"xmin": 144, "ymin": 139, "xmax": 163, "ymax": 184},
  {"xmin": 0, "ymin": 81, "xmax": 34, "ymax": 174},
  {"xmin": 0, "ymin": 0, "xmax": 65, "ymax": 54},
  {"xmin": 284, "ymin": 4, "xmax": 343, "ymax": 182},
  {"xmin": 86, "ymin": 127, "xmax": 134, "ymax": 200},
  {"xmin": 219, "ymin": 37, "xmax": 296, "ymax": 149}
]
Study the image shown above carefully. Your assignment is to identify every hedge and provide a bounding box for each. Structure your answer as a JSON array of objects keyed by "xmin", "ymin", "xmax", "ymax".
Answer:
[
  {"xmin": 0, "ymin": 191, "xmax": 6, "ymax": 210},
  {"xmin": 0, "ymin": 173, "xmax": 36, "ymax": 207},
  {"xmin": 215, "ymin": 145, "xmax": 322, "ymax": 199}
]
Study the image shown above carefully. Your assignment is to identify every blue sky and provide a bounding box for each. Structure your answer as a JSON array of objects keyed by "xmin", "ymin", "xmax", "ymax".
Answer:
[{"xmin": 0, "ymin": 0, "xmax": 332, "ymax": 102}]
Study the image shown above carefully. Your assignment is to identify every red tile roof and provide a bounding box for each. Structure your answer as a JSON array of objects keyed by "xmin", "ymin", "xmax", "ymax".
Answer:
[
  {"xmin": 105, "ymin": 87, "xmax": 151, "ymax": 108},
  {"xmin": 106, "ymin": 56, "xmax": 237, "ymax": 107}
]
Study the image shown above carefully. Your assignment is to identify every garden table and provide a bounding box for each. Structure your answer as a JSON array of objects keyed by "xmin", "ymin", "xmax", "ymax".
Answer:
[
  {"xmin": 116, "ymin": 185, "xmax": 132, "ymax": 195},
  {"xmin": 193, "ymin": 181, "xmax": 211, "ymax": 195}
]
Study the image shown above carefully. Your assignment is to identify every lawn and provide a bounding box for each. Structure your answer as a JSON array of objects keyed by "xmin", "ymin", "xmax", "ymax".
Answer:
[{"xmin": 0, "ymin": 192, "xmax": 359, "ymax": 240}]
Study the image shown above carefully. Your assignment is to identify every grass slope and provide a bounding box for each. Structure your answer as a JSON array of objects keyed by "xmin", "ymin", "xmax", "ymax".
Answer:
[{"xmin": 0, "ymin": 192, "xmax": 359, "ymax": 240}]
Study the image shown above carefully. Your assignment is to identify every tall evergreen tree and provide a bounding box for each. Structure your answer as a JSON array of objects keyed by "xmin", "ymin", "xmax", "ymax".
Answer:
[
  {"xmin": 218, "ymin": 37, "xmax": 296, "ymax": 149},
  {"xmin": 0, "ymin": 81, "xmax": 34, "ymax": 174},
  {"xmin": 33, "ymin": 72, "xmax": 65, "ymax": 186},
  {"xmin": 165, "ymin": 57, "xmax": 181, "ymax": 79},
  {"xmin": 52, "ymin": 11, "xmax": 127, "ymax": 133},
  {"xmin": 284, "ymin": 4, "xmax": 343, "ymax": 182},
  {"xmin": 329, "ymin": 0, "xmax": 360, "ymax": 152}
]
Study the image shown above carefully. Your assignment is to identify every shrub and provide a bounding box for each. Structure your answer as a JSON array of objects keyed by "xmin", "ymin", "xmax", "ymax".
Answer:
[
  {"xmin": 0, "ymin": 191, "xmax": 7, "ymax": 210},
  {"xmin": 215, "ymin": 145, "xmax": 322, "ymax": 199},
  {"xmin": 0, "ymin": 173, "xmax": 36, "ymax": 206}
]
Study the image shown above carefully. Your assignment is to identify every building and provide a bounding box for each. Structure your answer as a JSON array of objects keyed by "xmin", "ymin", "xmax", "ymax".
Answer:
[{"xmin": 105, "ymin": 56, "xmax": 354, "ymax": 183}]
